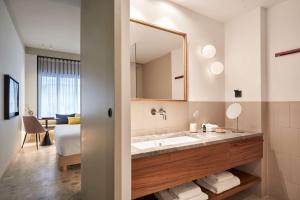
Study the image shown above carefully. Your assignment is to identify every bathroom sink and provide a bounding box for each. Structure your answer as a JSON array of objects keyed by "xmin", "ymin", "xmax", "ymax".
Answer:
[
  {"xmin": 193, "ymin": 133, "xmax": 219, "ymax": 139},
  {"xmin": 132, "ymin": 136, "xmax": 199, "ymax": 150}
]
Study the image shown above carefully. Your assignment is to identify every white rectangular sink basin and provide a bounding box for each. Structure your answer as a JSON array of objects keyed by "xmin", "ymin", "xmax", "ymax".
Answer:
[
  {"xmin": 132, "ymin": 136, "xmax": 198, "ymax": 150},
  {"xmin": 195, "ymin": 133, "xmax": 219, "ymax": 139}
]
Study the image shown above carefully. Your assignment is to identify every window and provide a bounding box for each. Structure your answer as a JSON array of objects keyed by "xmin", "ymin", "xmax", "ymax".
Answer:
[{"xmin": 37, "ymin": 56, "xmax": 80, "ymax": 118}]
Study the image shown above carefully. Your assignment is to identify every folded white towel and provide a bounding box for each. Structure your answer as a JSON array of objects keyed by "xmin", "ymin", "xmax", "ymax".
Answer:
[
  {"xmin": 170, "ymin": 182, "xmax": 203, "ymax": 200},
  {"xmin": 169, "ymin": 189, "xmax": 208, "ymax": 200},
  {"xmin": 188, "ymin": 192, "xmax": 209, "ymax": 200},
  {"xmin": 202, "ymin": 123, "xmax": 219, "ymax": 131},
  {"xmin": 207, "ymin": 171, "xmax": 234, "ymax": 183},
  {"xmin": 196, "ymin": 176, "xmax": 240, "ymax": 194},
  {"xmin": 155, "ymin": 189, "xmax": 178, "ymax": 200}
]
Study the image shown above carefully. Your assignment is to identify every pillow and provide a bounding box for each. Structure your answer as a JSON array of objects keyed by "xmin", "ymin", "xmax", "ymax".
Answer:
[
  {"xmin": 68, "ymin": 117, "xmax": 80, "ymax": 124},
  {"xmin": 56, "ymin": 113, "xmax": 75, "ymax": 124}
]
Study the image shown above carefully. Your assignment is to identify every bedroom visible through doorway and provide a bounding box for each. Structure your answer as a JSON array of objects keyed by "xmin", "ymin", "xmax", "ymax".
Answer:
[{"xmin": 0, "ymin": 0, "xmax": 82, "ymax": 199}]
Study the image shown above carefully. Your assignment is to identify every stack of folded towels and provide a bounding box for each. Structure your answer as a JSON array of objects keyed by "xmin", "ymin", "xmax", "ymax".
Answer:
[
  {"xmin": 155, "ymin": 182, "xmax": 208, "ymax": 200},
  {"xmin": 195, "ymin": 171, "xmax": 240, "ymax": 194},
  {"xmin": 202, "ymin": 123, "xmax": 219, "ymax": 132}
]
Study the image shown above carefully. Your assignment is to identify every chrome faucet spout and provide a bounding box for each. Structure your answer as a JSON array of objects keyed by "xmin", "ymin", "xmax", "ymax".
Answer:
[
  {"xmin": 151, "ymin": 108, "xmax": 167, "ymax": 120},
  {"xmin": 159, "ymin": 108, "xmax": 167, "ymax": 120}
]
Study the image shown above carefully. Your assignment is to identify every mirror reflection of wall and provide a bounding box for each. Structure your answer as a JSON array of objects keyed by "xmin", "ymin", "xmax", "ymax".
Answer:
[{"xmin": 130, "ymin": 20, "xmax": 186, "ymax": 101}]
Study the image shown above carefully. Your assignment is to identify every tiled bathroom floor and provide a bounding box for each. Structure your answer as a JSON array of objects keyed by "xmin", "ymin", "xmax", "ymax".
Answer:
[{"xmin": 0, "ymin": 143, "xmax": 81, "ymax": 200}]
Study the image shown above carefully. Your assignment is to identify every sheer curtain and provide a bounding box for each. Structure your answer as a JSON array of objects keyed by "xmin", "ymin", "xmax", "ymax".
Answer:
[{"xmin": 37, "ymin": 56, "xmax": 80, "ymax": 118}]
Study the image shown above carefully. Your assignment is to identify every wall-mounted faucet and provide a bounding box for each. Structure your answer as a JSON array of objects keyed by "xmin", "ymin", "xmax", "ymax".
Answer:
[{"xmin": 151, "ymin": 108, "xmax": 167, "ymax": 120}]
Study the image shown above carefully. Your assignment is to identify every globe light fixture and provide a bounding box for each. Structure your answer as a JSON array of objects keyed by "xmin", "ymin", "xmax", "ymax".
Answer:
[
  {"xmin": 202, "ymin": 44, "xmax": 216, "ymax": 58},
  {"xmin": 209, "ymin": 61, "xmax": 224, "ymax": 75}
]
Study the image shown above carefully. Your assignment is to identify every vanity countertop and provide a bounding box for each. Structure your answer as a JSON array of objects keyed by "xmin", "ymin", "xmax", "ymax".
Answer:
[{"xmin": 131, "ymin": 130, "xmax": 263, "ymax": 159}]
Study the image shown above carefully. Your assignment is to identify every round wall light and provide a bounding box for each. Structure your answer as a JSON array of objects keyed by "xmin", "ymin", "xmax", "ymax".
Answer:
[
  {"xmin": 202, "ymin": 45, "xmax": 216, "ymax": 58},
  {"xmin": 209, "ymin": 61, "xmax": 224, "ymax": 75}
]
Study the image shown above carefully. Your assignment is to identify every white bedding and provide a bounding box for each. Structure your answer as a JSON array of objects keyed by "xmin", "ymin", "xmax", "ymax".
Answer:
[{"xmin": 54, "ymin": 124, "xmax": 81, "ymax": 156}]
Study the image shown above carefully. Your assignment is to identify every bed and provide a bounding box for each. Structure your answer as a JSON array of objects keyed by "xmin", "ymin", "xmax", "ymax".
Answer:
[{"xmin": 54, "ymin": 124, "xmax": 81, "ymax": 171}]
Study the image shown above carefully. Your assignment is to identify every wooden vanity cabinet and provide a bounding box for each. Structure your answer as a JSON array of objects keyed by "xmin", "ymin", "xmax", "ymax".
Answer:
[
  {"xmin": 229, "ymin": 137, "xmax": 263, "ymax": 167},
  {"xmin": 132, "ymin": 136, "xmax": 263, "ymax": 199}
]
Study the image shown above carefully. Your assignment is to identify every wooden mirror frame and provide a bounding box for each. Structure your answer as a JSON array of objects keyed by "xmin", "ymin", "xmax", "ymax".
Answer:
[{"xmin": 130, "ymin": 18, "xmax": 188, "ymax": 102}]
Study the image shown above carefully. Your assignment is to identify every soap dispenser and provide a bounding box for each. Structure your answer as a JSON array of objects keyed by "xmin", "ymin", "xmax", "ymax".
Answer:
[{"xmin": 202, "ymin": 124, "xmax": 206, "ymax": 133}]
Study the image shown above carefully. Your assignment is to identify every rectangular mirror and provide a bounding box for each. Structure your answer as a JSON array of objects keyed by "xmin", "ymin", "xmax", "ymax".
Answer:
[{"xmin": 130, "ymin": 19, "xmax": 187, "ymax": 101}]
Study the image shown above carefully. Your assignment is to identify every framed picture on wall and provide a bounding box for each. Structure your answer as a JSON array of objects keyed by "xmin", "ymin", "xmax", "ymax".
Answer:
[{"xmin": 4, "ymin": 74, "xmax": 19, "ymax": 120}]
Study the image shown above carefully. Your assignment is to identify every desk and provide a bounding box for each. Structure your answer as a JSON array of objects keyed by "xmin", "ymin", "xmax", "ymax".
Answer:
[{"xmin": 39, "ymin": 117, "xmax": 55, "ymax": 146}]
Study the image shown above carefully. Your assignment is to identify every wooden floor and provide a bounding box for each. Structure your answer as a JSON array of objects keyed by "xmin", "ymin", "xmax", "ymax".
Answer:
[{"xmin": 0, "ymin": 143, "xmax": 81, "ymax": 200}]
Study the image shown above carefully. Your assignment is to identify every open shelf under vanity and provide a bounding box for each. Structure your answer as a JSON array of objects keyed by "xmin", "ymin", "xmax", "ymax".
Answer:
[
  {"xmin": 132, "ymin": 135, "xmax": 263, "ymax": 199},
  {"xmin": 135, "ymin": 169, "xmax": 261, "ymax": 200}
]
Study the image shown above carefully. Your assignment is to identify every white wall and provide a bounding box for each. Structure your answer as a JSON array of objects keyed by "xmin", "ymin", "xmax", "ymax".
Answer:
[
  {"xmin": 26, "ymin": 47, "xmax": 80, "ymax": 60},
  {"xmin": 131, "ymin": 0, "xmax": 225, "ymax": 101},
  {"xmin": 142, "ymin": 53, "xmax": 172, "ymax": 99},
  {"xmin": 225, "ymin": 7, "xmax": 265, "ymax": 102},
  {"xmin": 171, "ymin": 48, "xmax": 184, "ymax": 100},
  {"xmin": 267, "ymin": 0, "xmax": 300, "ymax": 101},
  {"xmin": 136, "ymin": 64, "xmax": 143, "ymax": 98},
  {"xmin": 25, "ymin": 54, "xmax": 37, "ymax": 114},
  {"xmin": 130, "ymin": 0, "xmax": 225, "ymax": 137},
  {"xmin": 266, "ymin": 1, "xmax": 300, "ymax": 199},
  {"xmin": 0, "ymin": 0, "xmax": 25, "ymax": 178},
  {"xmin": 224, "ymin": 7, "xmax": 267, "ymax": 196},
  {"xmin": 130, "ymin": 62, "xmax": 136, "ymax": 98}
]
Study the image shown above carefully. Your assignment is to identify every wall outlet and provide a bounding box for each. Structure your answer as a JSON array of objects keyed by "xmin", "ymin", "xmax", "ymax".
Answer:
[{"xmin": 234, "ymin": 90, "xmax": 242, "ymax": 98}]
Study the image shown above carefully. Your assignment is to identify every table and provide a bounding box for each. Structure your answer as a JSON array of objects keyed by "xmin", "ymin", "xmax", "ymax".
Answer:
[{"xmin": 39, "ymin": 117, "xmax": 55, "ymax": 146}]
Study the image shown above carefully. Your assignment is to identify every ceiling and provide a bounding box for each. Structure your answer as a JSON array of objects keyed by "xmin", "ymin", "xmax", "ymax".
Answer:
[
  {"xmin": 169, "ymin": 0, "xmax": 286, "ymax": 22},
  {"xmin": 5, "ymin": 0, "xmax": 80, "ymax": 54},
  {"xmin": 130, "ymin": 21, "xmax": 182, "ymax": 64},
  {"xmin": 5, "ymin": 0, "xmax": 286, "ymax": 55}
]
